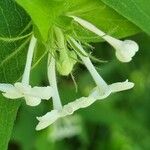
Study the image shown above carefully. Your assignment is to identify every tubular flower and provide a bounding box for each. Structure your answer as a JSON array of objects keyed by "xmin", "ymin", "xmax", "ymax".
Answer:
[
  {"xmin": 36, "ymin": 37, "xmax": 134, "ymax": 130},
  {"xmin": 0, "ymin": 82, "xmax": 53, "ymax": 106},
  {"xmin": 0, "ymin": 36, "xmax": 53, "ymax": 106},
  {"xmin": 36, "ymin": 79, "xmax": 133, "ymax": 130},
  {"xmin": 69, "ymin": 16, "xmax": 139, "ymax": 62}
]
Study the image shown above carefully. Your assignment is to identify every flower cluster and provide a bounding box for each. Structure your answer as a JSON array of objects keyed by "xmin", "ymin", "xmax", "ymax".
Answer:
[{"xmin": 0, "ymin": 16, "xmax": 139, "ymax": 138}]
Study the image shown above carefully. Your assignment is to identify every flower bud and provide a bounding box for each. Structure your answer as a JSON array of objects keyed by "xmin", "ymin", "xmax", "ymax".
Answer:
[
  {"xmin": 70, "ymin": 15, "xmax": 139, "ymax": 62},
  {"xmin": 103, "ymin": 35, "xmax": 139, "ymax": 62},
  {"xmin": 56, "ymin": 50, "xmax": 77, "ymax": 76}
]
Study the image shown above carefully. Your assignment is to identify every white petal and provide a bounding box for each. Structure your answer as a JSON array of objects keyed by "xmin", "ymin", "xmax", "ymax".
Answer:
[
  {"xmin": 121, "ymin": 40, "xmax": 139, "ymax": 54},
  {"xmin": 109, "ymin": 80, "xmax": 134, "ymax": 93},
  {"xmin": 0, "ymin": 83, "xmax": 15, "ymax": 92},
  {"xmin": 25, "ymin": 96, "xmax": 41, "ymax": 106},
  {"xmin": 2, "ymin": 92, "xmax": 22, "ymax": 99},
  {"xmin": 15, "ymin": 82, "xmax": 53, "ymax": 100},
  {"xmin": 115, "ymin": 40, "xmax": 139, "ymax": 62},
  {"xmin": 0, "ymin": 83, "xmax": 23, "ymax": 99},
  {"xmin": 36, "ymin": 110, "xmax": 59, "ymax": 130},
  {"xmin": 63, "ymin": 96, "xmax": 96, "ymax": 114},
  {"xmin": 14, "ymin": 82, "xmax": 31, "ymax": 94},
  {"xmin": 29, "ymin": 86, "xmax": 53, "ymax": 99},
  {"xmin": 116, "ymin": 51, "xmax": 132, "ymax": 62}
]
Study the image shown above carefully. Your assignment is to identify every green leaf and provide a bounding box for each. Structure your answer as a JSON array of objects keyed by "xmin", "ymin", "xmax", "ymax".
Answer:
[
  {"xmin": 16, "ymin": 0, "xmax": 67, "ymax": 42},
  {"xmin": 0, "ymin": 0, "xmax": 32, "ymax": 149},
  {"xmin": 0, "ymin": 0, "xmax": 48, "ymax": 147},
  {"xmin": 101, "ymin": 0, "xmax": 150, "ymax": 35},
  {"xmin": 16, "ymin": 0, "xmax": 140, "ymax": 43}
]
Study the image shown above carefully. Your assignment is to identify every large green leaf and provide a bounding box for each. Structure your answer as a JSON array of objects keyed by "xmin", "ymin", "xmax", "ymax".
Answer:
[
  {"xmin": 0, "ymin": 0, "xmax": 31, "ymax": 149},
  {"xmin": 16, "ymin": 0, "xmax": 140, "ymax": 43},
  {"xmin": 101, "ymin": 0, "xmax": 150, "ymax": 35}
]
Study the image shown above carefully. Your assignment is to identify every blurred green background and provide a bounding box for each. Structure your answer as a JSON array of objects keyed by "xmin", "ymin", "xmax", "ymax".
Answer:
[{"xmin": 9, "ymin": 33, "xmax": 150, "ymax": 150}]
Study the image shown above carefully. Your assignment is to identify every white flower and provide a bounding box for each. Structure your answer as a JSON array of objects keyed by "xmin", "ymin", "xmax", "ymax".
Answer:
[
  {"xmin": 36, "ymin": 97, "xmax": 95, "ymax": 131},
  {"xmin": 104, "ymin": 37, "xmax": 139, "ymax": 62},
  {"xmin": 36, "ymin": 97, "xmax": 93, "ymax": 130},
  {"xmin": 0, "ymin": 82, "xmax": 53, "ymax": 106},
  {"xmin": 90, "ymin": 80, "xmax": 134, "ymax": 99},
  {"xmin": 36, "ymin": 80, "xmax": 133, "ymax": 130},
  {"xmin": 68, "ymin": 37, "xmax": 134, "ymax": 95},
  {"xmin": 63, "ymin": 80, "xmax": 134, "ymax": 113},
  {"xmin": 0, "ymin": 36, "xmax": 53, "ymax": 106},
  {"xmin": 69, "ymin": 15, "xmax": 139, "ymax": 62}
]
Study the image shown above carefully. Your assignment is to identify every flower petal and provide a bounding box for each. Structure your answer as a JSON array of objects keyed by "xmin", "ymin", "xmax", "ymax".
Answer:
[
  {"xmin": 63, "ymin": 96, "xmax": 96, "ymax": 114},
  {"xmin": 29, "ymin": 86, "xmax": 53, "ymax": 99},
  {"xmin": 115, "ymin": 40, "xmax": 139, "ymax": 63},
  {"xmin": 2, "ymin": 92, "xmax": 22, "ymax": 99},
  {"xmin": 25, "ymin": 96, "xmax": 41, "ymax": 106},
  {"xmin": 15, "ymin": 82, "xmax": 53, "ymax": 100},
  {"xmin": 0, "ymin": 83, "xmax": 22, "ymax": 99},
  {"xmin": 14, "ymin": 82, "xmax": 31, "ymax": 94},
  {"xmin": 109, "ymin": 80, "xmax": 134, "ymax": 93},
  {"xmin": 0, "ymin": 83, "xmax": 16, "ymax": 92},
  {"xmin": 36, "ymin": 110, "xmax": 59, "ymax": 130},
  {"xmin": 89, "ymin": 86, "xmax": 111, "ymax": 100}
]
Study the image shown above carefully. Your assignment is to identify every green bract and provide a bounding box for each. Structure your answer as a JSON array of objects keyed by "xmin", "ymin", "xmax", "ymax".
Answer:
[
  {"xmin": 54, "ymin": 27, "xmax": 77, "ymax": 76},
  {"xmin": 56, "ymin": 50, "xmax": 77, "ymax": 76}
]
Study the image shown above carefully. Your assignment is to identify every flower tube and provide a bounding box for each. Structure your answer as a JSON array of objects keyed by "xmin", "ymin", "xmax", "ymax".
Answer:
[
  {"xmin": 68, "ymin": 37, "xmax": 134, "ymax": 97},
  {"xmin": 70, "ymin": 16, "xmax": 139, "ymax": 62},
  {"xmin": 0, "ymin": 36, "xmax": 53, "ymax": 106}
]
